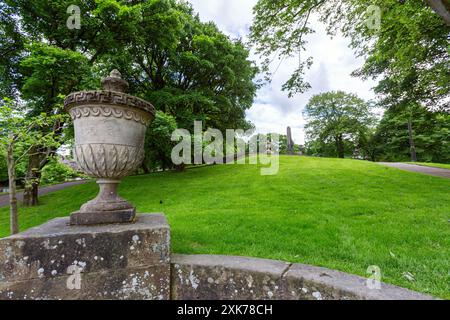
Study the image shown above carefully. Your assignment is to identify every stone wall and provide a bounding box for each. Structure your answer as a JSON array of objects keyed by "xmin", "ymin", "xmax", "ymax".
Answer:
[
  {"xmin": 0, "ymin": 214, "xmax": 436, "ymax": 300},
  {"xmin": 0, "ymin": 214, "xmax": 170, "ymax": 300},
  {"xmin": 170, "ymin": 254, "xmax": 435, "ymax": 300}
]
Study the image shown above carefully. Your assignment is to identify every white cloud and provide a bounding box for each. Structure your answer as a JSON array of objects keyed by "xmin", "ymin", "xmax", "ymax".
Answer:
[
  {"xmin": 188, "ymin": 0, "xmax": 255, "ymax": 38},
  {"xmin": 188, "ymin": 0, "xmax": 377, "ymax": 145}
]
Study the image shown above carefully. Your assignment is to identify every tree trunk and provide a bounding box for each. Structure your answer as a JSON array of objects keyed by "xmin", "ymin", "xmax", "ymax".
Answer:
[
  {"xmin": 407, "ymin": 118, "xmax": 417, "ymax": 162},
  {"xmin": 425, "ymin": 0, "xmax": 450, "ymax": 26},
  {"xmin": 141, "ymin": 162, "xmax": 150, "ymax": 174},
  {"xmin": 6, "ymin": 142, "xmax": 19, "ymax": 235},
  {"xmin": 23, "ymin": 147, "xmax": 49, "ymax": 206},
  {"xmin": 23, "ymin": 148, "xmax": 45, "ymax": 206},
  {"xmin": 23, "ymin": 115, "xmax": 63, "ymax": 206},
  {"xmin": 23, "ymin": 180, "xmax": 39, "ymax": 206},
  {"xmin": 335, "ymin": 135, "xmax": 345, "ymax": 158}
]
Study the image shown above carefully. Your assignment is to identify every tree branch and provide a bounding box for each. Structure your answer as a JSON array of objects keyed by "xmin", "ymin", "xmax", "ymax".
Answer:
[{"xmin": 424, "ymin": 0, "xmax": 450, "ymax": 26}]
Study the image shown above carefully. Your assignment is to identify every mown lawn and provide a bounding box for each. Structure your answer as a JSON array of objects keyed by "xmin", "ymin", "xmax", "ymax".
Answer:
[
  {"xmin": 0, "ymin": 156, "xmax": 449, "ymax": 298},
  {"xmin": 406, "ymin": 162, "xmax": 450, "ymax": 170}
]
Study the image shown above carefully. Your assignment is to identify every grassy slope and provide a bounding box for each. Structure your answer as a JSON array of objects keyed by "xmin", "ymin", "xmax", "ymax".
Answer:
[
  {"xmin": 0, "ymin": 156, "xmax": 449, "ymax": 298},
  {"xmin": 406, "ymin": 162, "xmax": 450, "ymax": 170}
]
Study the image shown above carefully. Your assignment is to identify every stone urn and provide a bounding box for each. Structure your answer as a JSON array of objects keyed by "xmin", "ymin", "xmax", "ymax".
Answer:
[{"xmin": 64, "ymin": 70, "xmax": 155, "ymax": 225}]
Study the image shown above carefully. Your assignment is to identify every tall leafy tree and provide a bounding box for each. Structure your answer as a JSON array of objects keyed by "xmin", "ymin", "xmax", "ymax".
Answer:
[
  {"xmin": 250, "ymin": 0, "xmax": 449, "ymax": 111},
  {"xmin": 0, "ymin": 99, "xmax": 65, "ymax": 234},
  {"xmin": 2, "ymin": 0, "xmax": 107, "ymax": 205},
  {"xmin": 142, "ymin": 111, "xmax": 178, "ymax": 173},
  {"xmin": 19, "ymin": 43, "xmax": 93, "ymax": 205},
  {"xmin": 8, "ymin": 0, "xmax": 258, "ymax": 131},
  {"xmin": 303, "ymin": 91, "xmax": 375, "ymax": 158},
  {"xmin": 2, "ymin": 0, "xmax": 258, "ymax": 205},
  {"xmin": 372, "ymin": 104, "xmax": 450, "ymax": 163},
  {"xmin": 100, "ymin": 0, "xmax": 258, "ymax": 132},
  {"xmin": 0, "ymin": 1, "xmax": 25, "ymax": 98}
]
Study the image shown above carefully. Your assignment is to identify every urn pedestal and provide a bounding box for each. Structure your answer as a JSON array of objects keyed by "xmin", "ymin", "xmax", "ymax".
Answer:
[
  {"xmin": 0, "ymin": 214, "xmax": 171, "ymax": 300},
  {"xmin": 64, "ymin": 70, "xmax": 155, "ymax": 225}
]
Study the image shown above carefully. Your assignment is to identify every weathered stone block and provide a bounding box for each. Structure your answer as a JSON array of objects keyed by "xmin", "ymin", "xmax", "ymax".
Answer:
[
  {"xmin": 171, "ymin": 254, "xmax": 290, "ymax": 300},
  {"xmin": 0, "ymin": 266, "xmax": 169, "ymax": 300},
  {"xmin": 0, "ymin": 214, "xmax": 170, "ymax": 300},
  {"xmin": 282, "ymin": 263, "xmax": 434, "ymax": 300},
  {"xmin": 171, "ymin": 254, "xmax": 436, "ymax": 300}
]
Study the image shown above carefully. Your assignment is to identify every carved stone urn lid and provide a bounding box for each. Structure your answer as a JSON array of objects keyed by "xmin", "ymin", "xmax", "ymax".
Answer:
[
  {"xmin": 64, "ymin": 69, "xmax": 155, "ymax": 117},
  {"xmin": 101, "ymin": 69, "xmax": 129, "ymax": 93}
]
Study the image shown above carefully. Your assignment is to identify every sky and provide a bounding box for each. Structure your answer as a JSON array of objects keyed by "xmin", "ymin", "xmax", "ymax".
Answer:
[{"xmin": 188, "ymin": 0, "xmax": 377, "ymax": 145}]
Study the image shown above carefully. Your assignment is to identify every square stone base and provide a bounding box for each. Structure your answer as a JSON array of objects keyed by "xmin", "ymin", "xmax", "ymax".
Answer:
[
  {"xmin": 0, "ymin": 214, "xmax": 170, "ymax": 300},
  {"xmin": 70, "ymin": 208, "xmax": 136, "ymax": 226}
]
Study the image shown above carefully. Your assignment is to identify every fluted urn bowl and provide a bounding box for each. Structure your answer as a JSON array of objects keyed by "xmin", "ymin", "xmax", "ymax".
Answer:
[{"xmin": 64, "ymin": 70, "xmax": 155, "ymax": 225}]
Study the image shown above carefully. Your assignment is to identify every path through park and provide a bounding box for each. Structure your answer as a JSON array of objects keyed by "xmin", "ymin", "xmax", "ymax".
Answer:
[
  {"xmin": 378, "ymin": 162, "xmax": 450, "ymax": 178},
  {"xmin": 0, "ymin": 180, "xmax": 88, "ymax": 208}
]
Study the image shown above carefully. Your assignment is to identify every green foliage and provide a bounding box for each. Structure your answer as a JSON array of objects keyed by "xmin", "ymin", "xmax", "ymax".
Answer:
[
  {"xmin": 0, "ymin": 1, "xmax": 25, "ymax": 99},
  {"xmin": 0, "ymin": 99, "xmax": 67, "ymax": 164},
  {"xmin": 250, "ymin": 0, "xmax": 317, "ymax": 96},
  {"xmin": 0, "ymin": 154, "xmax": 7, "ymax": 181},
  {"xmin": 0, "ymin": 154, "xmax": 27, "ymax": 182},
  {"xmin": 143, "ymin": 111, "xmax": 178, "ymax": 172},
  {"xmin": 20, "ymin": 42, "xmax": 93, "ymax": 115},
  {"xmin": 40, "ymin": 158, "xmax": 80, "ymax": 184},
  {"xmin": 109, "ymin": 0, "xmax": 259, "ymax": 132},
  {"xmin": 277, "ymin": 134, "xmax": 288, "ymax": 154},
  {"xmin": 303, "ymin": 91, "xmax": 375, "ymax": 158},
  {"xmin": 2, "ymin": 0, "xmax": 258, "ymax": 183},
  {"xmin": 372, "ymin": 105, "xmax": 450, "ymax": 163},
  {"xmin": 6, "ymin": 0, "xmax": 132, "ymax": 54},
  {"xmin": 349, "ymin": 0, "xmax": 450, "ymax": 111},
  {"xmin": 270, "ymin": 133, "xmax": 301, "ymax": 155},
  {"xmin": 250, "ymin": 0, "xmax": 450, "ymax": 111}
]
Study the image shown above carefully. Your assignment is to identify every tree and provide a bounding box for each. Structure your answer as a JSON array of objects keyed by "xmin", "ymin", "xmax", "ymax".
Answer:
[
  {"xmin": 0, "ymin": 1, "xmax": 25, "ymax": 99},
  {"xmin": 3, "ymin": 0, "xmax": 137, "ymax": 205},
  {"xmin": 101, "ymin": 0, "xmax": 259, "ymax": 132},
  {"xmin": 142, "ymin": 111, "xmax": 178, "ymax": 173},
  {"xmin": 4, "ymin": 0, "xmax": 258, "ymax": 188},
  {"xmin": 0, "ymin": 99, "xmax": 65, "ymax": 234},
  {"xmin": 357, "ymin": 127, "xmax": 380, "ymax": 162},
  {"xmin": 372, "ymin": 104, "xmax": 450, "ymax": 163},
  {"xmin": 19, "ymin": 42, "xmax": 93, "ymax": 205},
  {"xmin": 277, "ymin": 134, "xmax": 288, "ymax": 154},
  {"xmin": 352, "ymin": 0, "xmax": 450, "ymax": 112},
  {"xmin": 40, "ymin": 157, "xmax": 81, "ymax": 185},
  {"xmin": 250, "ymin": 0, "xmax": 449, "ymax": 111},
  {"xmin": 303, "ymin": 91, "xmax": 375, "ymax": 158},
  {"xmin": 425, "ymin": 0, "xmax": 450, "ymax": 25}
]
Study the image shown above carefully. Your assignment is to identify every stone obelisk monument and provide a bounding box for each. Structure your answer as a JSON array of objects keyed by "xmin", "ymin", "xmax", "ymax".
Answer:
[{"xmin": 287, "ymin": 126, "xmax": 294, "ymax": 155}]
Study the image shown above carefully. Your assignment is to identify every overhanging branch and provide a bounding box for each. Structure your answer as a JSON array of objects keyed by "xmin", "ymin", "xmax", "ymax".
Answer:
[{"xmin": 424, "ymin": 0, "xmax": 450, "ymax": 26}]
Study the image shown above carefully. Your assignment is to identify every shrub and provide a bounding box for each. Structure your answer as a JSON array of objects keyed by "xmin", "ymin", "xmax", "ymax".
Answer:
[{"xmin": 41, "ymin": 159, "xmax": 80, "ymax": 184}]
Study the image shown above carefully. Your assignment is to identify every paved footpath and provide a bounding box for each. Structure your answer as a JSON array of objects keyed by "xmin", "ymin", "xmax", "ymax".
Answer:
[
  {"xmin": 0, "ymin": 180, "xmax": 89, "ymax": 208},
  {"xmin": 378, "ymin": 162, "xmax": 450, "ymax": 179}
]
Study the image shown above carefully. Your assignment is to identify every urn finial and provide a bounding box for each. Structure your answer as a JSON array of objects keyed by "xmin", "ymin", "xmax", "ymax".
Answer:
[
  {"xmin": 101, "ymin": 69, "xmax": 129, "ymax": 93},
  {"xmin": 110, "ymin": 69, "xmax": 122, "ymax": 78}
]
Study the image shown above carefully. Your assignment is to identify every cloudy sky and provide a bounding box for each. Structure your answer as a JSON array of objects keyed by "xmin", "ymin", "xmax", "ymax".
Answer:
[{"xmin": 188, "ymin": 0, "xmax": 377, "ymax": 145}]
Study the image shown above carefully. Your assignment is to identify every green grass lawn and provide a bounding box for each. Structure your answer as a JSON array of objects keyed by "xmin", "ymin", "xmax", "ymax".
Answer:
[
  {"xmin": 406, "ymin": 162, "xmax": 450, "ymax": 170},
  {"xmin": 0, "ymin": 156, "xmax": 449, "ymax": 298}
]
